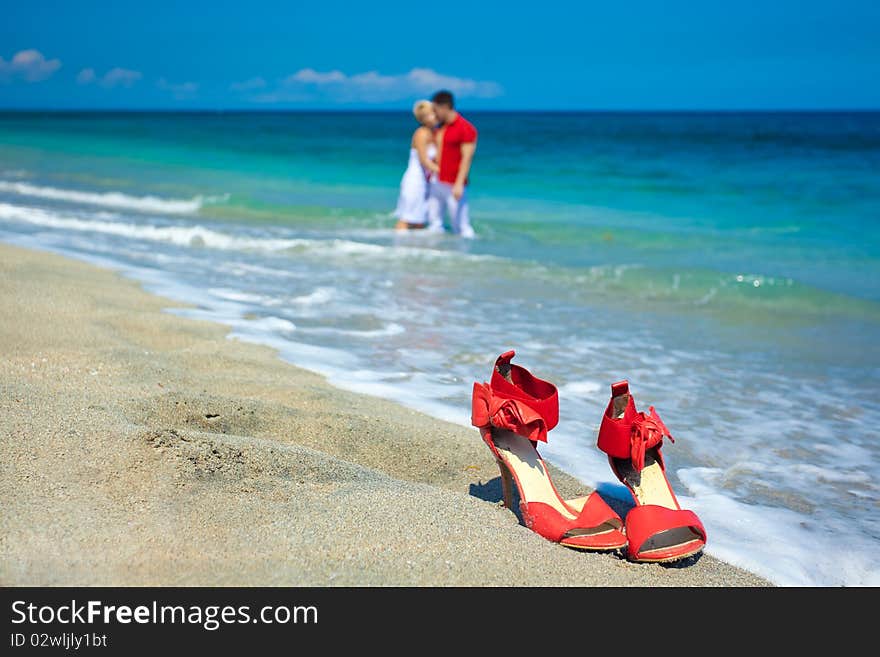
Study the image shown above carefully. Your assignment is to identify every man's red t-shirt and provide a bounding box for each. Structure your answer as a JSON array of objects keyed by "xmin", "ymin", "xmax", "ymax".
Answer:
[{"xmin": 438, "ymin": 114, "xmax": 478, "ymax": 185}]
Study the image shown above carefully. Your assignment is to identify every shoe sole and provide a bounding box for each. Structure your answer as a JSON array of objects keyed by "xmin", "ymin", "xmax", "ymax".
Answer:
[
  {"xmin": 629, "ymin": 544, "xmax": 705, "ymax": 563},
  {"xmin": 563, "ymin": 541, "xmax": 628, "ymax": 552}
]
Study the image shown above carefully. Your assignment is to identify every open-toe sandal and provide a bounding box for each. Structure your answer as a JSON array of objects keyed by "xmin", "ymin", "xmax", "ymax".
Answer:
[
  {"xmin": 472, "ymin": 351, "xmax": 627, "ymax": 551},
  {"xmin": 597, "ymin": 380, "xmax": 707, "ymax": 563}
]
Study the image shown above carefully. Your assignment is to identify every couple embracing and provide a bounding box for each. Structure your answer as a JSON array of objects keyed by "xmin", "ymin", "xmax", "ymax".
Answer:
[{"xmin": 393, "ymin": 90, "xmax": 477, "ymax": 238}]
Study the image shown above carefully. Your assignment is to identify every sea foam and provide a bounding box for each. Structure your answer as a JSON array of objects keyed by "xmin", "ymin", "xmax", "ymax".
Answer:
[
  {"xmin": 0, "ymin": 202, "xmax": 312, "ymax": 251},
  {"xmin": 0, "ymin": 202, "xmax": 494, "ymax": 263},
  {"xmin": 0, "ymin": 180, "xmax": 217, "ymax": 215}
]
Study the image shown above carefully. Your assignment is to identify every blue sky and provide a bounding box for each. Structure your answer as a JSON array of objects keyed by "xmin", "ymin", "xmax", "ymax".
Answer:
[{"xmin": 1, "ymin": 1, "xmax": 878, "ymax": 110}]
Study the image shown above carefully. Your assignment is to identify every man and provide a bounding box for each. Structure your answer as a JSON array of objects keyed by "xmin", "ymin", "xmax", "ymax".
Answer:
[{"xmin": 427, "ymin": 90, "xmax": 477, "ymax": 238}]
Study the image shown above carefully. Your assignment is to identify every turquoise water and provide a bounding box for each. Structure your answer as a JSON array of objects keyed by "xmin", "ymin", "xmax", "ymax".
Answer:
[{"xmin": 1, "ymin": 111, "xmax": 878, "ymax": 585}]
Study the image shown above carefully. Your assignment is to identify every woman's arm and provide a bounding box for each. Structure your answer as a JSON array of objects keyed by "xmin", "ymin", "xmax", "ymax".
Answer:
[{"xmin": 413, "ymin": 127, "xmax": 440, "ymax": 174}]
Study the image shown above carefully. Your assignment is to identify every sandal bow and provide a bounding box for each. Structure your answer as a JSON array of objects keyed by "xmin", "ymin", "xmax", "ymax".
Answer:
[
  {"xmin": 471, "ymin": 382, "xmax": 549, "ymax": 443},
  {"xmin": 598, "ymin": 381, "xmax": 674, "ymax": 473},
  {"xmin": 630, "ymin": 406, "xmax": 675, "ymax": 472}
]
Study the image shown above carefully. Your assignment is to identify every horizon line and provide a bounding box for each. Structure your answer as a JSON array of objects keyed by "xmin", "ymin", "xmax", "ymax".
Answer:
[{"xmin": 0, "ymin": 107, "xmax": 878, "ymax": 114}]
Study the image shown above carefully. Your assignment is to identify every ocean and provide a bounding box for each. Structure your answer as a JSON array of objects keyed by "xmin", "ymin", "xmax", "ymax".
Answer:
[{"xmin": 1, "ymin": 110, "xmax": 877, "ymax": 585}]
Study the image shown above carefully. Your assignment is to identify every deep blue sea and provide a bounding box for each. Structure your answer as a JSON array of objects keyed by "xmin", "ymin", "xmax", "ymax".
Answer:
[{"xmin": 1, "ymin": 111, "xmax": 878, "ymax": 585}]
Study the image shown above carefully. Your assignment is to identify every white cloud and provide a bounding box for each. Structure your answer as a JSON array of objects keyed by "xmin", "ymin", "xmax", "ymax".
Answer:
[
  {"xmin": 78, "ymin": 66, "xmax": 143, "ymax": 88},
  {"xmin": 405, "ymin": 68, "xmax": 502, "ymax": 97},
  {"xmin": 76, "ymin": 68, "xmax": 96, "ymax": 84},
  {"xmin": 284, "ymin": 68, "xmax": 346, "ymax": 85},
  {"xmin": 157, "ymin": 77, "xmax": 198, "ymax": 100},
  {"xmin": 0, "ymin": 49, "xmax": 61, "ymax": 82},
  {"xmin": 229, "ymin": 76, "xmax": 266, "ymax": 92},
  {"xmin": 100, "ymin": 67, "xmax": 142, "ymax": 88},
  {"xmin": 253, "ymin": 67, "xmax": 502, "ymax": 103}
]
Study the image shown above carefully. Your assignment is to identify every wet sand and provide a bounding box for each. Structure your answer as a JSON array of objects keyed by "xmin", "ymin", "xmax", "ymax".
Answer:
[{"xmin": 0, "ymin": 242, "xmax": 769, "ymax": 586}]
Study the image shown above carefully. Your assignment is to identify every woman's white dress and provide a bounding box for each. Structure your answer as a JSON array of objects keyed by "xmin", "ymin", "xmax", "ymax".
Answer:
[{"xmin": 394, "ymin": 143, "xmax": 437, "ymax": 225}]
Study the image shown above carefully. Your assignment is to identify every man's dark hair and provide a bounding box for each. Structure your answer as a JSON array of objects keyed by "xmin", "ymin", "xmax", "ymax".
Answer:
[{"xmin": 431, "ymin": 90, "xmax": 455, "ymax": 108}]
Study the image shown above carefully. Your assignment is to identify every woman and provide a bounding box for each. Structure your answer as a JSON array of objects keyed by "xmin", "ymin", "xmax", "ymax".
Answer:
[{"xmin": 393, "ymin": 100, "xmax": 439, "ymax": 230}]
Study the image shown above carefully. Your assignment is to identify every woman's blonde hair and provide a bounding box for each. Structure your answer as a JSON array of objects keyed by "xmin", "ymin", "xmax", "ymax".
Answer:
[{"xmin": 412, "ymin": 99, "xmax": 433, "ymax": 123}]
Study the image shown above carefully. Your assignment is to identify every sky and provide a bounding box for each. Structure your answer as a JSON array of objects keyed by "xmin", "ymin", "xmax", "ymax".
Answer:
[{"xmin": 1, "ymin": 1, "xmax": 878, "ymax": 110}]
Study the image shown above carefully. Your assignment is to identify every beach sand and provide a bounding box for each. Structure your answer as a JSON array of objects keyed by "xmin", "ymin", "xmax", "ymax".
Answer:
[{"xmin": 0, "ymin": 242, "xmax": 769, "ymax": 586}]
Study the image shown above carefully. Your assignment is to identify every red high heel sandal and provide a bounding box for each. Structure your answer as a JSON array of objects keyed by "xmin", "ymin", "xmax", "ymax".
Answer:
[
  {"xmin": 597, "ymin": 380, "xmax": 707, "ymax": 563},
  {"xmin": 472, "ymin": 351, "xmax": 626, "ymax": 551}
]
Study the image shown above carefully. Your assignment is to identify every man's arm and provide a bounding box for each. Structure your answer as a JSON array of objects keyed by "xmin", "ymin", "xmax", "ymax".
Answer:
[{"xmin": 452, "ymin": 140, "xmax": 476, "ymax": 200}]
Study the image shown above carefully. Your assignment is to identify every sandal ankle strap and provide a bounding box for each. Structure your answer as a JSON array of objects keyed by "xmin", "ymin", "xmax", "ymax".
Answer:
[
  {"xmin": 597, "ymin": 380, "xmax": 675, "ymax": 471},
  {"xmin": 471, "ymin": 351, "xmax": 559, "ymax": 443}
]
